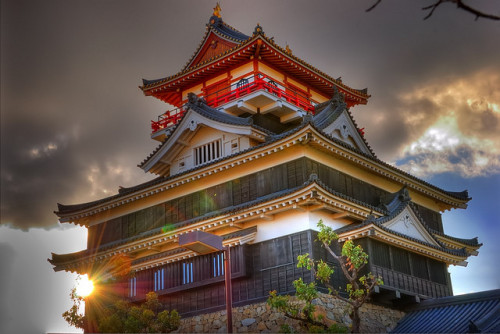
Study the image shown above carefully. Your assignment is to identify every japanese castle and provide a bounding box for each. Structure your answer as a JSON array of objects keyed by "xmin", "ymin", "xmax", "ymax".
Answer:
[{"xmin": 50, "ymin": 5, "xmax": 481, "ymax": 332}]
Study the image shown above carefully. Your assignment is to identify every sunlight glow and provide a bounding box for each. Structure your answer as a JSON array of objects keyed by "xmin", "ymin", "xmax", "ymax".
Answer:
[
  {"xmin": 395, "ymin": 71, "xmax": 500, "ymax": 178},
  {"xmin": 75, "ymin": 274, "xmax": 94, "ymax": 298}
]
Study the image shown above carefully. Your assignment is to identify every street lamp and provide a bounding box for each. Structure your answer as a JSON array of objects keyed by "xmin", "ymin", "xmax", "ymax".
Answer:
[{"xmin": 179, "ymin": 231, "xmax": 233, "ymax": 333}]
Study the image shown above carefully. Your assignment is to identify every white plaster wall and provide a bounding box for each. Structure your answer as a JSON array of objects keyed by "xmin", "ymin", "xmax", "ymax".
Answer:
[{"xmin": 252, "ymin": 209, "xmax": 350, "ymax": 243}]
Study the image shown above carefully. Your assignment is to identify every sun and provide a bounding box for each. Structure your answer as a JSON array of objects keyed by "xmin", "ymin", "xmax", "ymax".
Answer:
[{"xmin": 75, "ymin": 274, "xmax": 94, "ymax": 298}]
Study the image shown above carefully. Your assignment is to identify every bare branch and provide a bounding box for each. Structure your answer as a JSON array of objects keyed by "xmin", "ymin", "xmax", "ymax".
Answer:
[
  {"xmin": 454, "ymin": 0, "xmax": 500, "ymax": 21},
  {"xmin": 368, "ymin": 0, "xmax": 500, "ymax": 21},
  {"xmin": 366, "ymin": 0, "xmax": 382, "ymax": 12},
  {"xmin": 422, "ymin": 0, "xmax": 445, "ymax": 20}
]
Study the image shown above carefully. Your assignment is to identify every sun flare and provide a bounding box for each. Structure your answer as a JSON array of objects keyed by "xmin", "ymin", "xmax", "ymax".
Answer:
[{"xmin": 75, "ymin": 274, "xmax": 94, "ymax": 298}]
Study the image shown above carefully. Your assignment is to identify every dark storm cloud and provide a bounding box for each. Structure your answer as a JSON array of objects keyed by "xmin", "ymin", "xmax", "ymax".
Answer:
[
  {"xmin": 2, "ymin": 0, "xmax": 500, "ymax": 229},
  {"xmin": 2, "ymin": 2, "xmax": 500, "ymax": 333}
]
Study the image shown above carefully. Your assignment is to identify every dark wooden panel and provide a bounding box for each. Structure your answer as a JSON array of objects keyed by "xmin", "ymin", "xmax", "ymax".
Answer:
[
  {"xmin": 428, "ymin": 258, "xmax": 447, "ymax": 284},
  {"xmin": 96, "ymin": 158, "xmax": 396, "ymax": 249},
  {"xmin": 240, "ymin": 175, "xmax": 250, "ymax": 203},
  {"xmin": 391, "ymin": 246, "xmax": 411, "ymax": 275},
  {"xmin": 260, "ymin": 237, "xmax": 293, "ymax": 269},
  {"xmin": 232, "ymin": 178, "xmax": 242, "ymax": 206},
  {"xmin": 136, "ymin": 210, "xmax": 145, "ymax": 234},
  {"xmin": 413, "ymin": 203, "xmax": 443, "ymax": 232},
  {"xmin": 411, "ymin": 253, "xmax": 429, "ymax": 280},
  {"xmin": 371, "ymin": 239, "xmax": 391, "ymax": 268},
  {"xmin": 191, "ymin": 192, "xmax": 200, "ymax": 218}
]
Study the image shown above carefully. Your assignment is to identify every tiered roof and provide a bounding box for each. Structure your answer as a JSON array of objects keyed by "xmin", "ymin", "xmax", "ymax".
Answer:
[
  {"xmin": 335, "ymin": 187, "xmax": 481, "ymax": 265},
  {"xmin": 56, "ymin": 93, "xmax": 470, "ymax": 220},
  {"xmin": 140, "ymin": 13, "xmax": 370, "ymax": 107},
  {"xmin": 51, "ymin": 7, "xmax": 478, "ymax": 277}
]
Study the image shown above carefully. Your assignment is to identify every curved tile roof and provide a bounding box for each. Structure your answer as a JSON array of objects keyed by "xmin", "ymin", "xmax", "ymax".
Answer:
[
  {"xmin": 334, "ymin": 186, "xmax": 474, "ymax": 257},
  {"xmin": 312, "ymin": 92, "xmax": 346, "ymax": 130},
  {"xmin": 208, "ymin": 15, "xmax": 249, "ymax": 43},
  {"xmin": 142, "ymin": 15, "xmax": 250, "ymax": 87},
  {"xmin": 140, "ymin": 17, "xmax": 370, "ymax": 101},
  {"xmin": 392, "ymin": 289, "xmax": 500, "ymax": 333},
  {"xmin": 137, "ymin": 93, "xmax": 273, "ymax": 169},
  {"xmin": 58, "ymin": 116, "xmax": 471, "ymax": 216},
  {"xmin": 131, "ymin": 226, "xmax": 257, "ymax": 266},
  {"xmin": 431, "ymin": 229, "xmax": 481, "ymax": 247},
  {"xmin": 59, "ymin": 173, "xmax": 386, "ymax": 255},
  {"xmin": 335, "ymin": 219, "xmax": 468, "ymax": 258},
  {"xmin": 186, "ymin": 93, "xmax": 253, "ymax": 126}
]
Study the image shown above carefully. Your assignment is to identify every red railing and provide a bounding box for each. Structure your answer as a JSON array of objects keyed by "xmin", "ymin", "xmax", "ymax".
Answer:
[
  {"xmin": 151, "ymin": 73, "xmax": 316, "ymax": 134},
  {"xmin": 151, "ymin": 106, "xmax": 186, "ymax": 133}
]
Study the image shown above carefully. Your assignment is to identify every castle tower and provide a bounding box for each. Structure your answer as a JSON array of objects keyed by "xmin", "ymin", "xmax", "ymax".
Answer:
[{"xmin": 50, "ymin": 7, "xmax": 481, "ymax": 330}]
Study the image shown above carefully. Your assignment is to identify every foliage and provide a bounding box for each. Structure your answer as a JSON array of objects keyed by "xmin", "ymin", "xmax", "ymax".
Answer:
[
  {"xmin": 98, "ymin": 292, "xmax": 180, "ymax": 333},
  {"xmin": 62, "ymin": 287, "xmax": 85, "ymax": 330},
  {"xmin": 63, "ymin": 286, "xmax": 180, "ymax": 333},
  {"xmin": 268, "ymin": 220, "xmax": 383, "ymax": 333}
]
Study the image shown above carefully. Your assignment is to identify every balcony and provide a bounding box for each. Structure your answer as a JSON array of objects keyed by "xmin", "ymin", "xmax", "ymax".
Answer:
[
  {"xmin": 151, "ymin": 72, "xmax": 317, "ymax": 137},
  {"xmin": 371, "ymin": 264, "xmax": 451, "ymax": 300}
]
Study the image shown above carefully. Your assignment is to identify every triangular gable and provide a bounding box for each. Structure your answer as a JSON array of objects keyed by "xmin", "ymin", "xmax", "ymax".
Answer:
[
  {"xmin": 383, "ymin": 206, "xmax": 440, "ymax": 247},
  {"xmin": 186, "ymin": 31, "xmax": 240, "ymax": 70},
  {"xmin": 322, "ymin": 110, "xmax": 373, "ymax": 156},
  {"xmin": 141, "ymin": 100, "xmax": 267, "ymax": 175},
  {"xmin": 183, "ymin": 15, "xmax": 249, "ymax": 70}
]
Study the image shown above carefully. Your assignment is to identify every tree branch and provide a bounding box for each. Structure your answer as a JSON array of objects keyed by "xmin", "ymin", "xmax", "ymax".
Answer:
[
  {"xmin": 282, "ymin": 310, "xmax": 329, "ymax": 330},
  {"xmin": 366, "ymin": 0, "xmax": 382, "ymax": 12},
  {"xmin": 322, "ymin": 241, "xmax": 354, "ymax": 282},
  {"xmin": 322, "ymin": 280, "xmax": 355, "ymax": 307},
  {"xmin": 452, "ymin": 0, "xmax": 500, "ymax": 21},
  {"xmin": 367, "ymin": 0, "xmax": 500, "ymax": 21}
]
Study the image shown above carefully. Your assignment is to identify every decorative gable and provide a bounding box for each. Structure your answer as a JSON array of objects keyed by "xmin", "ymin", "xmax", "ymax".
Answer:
[
  {"xmin": 322, "ymin": 110, "xmax": 372, "ymax": 155},
  {"xmin": 140, "ymin": 95, "xmax": 268, "ymax": 175},
  {"xmin": 187, "ymin": 32, "xmax": 239, "ymax": 70},
  {"xmin": 383, "ymin": 206, "xmax": 439, "ymax": 247},
  {"xmin": 170, "ymin": 127, "xmax": 251, "ymax": 175}
]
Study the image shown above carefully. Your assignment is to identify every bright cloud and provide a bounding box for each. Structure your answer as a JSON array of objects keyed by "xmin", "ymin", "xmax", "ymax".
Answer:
[
  {"xmin": 0, "ymin": 224, "xmax": 87, "ymax": 333},
  {"xmin": 395, "ymin": 71, "xmax": 500, "ymax": 178},
  {"xmin": 85, "ymin": 161, "xmax": 138, "ymax": 198}
]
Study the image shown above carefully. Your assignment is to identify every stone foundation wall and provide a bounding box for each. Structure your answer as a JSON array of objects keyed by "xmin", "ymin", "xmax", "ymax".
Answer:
[{"xmin": 176, "ymin": 294, "xmax": 405, "ymax": 333}]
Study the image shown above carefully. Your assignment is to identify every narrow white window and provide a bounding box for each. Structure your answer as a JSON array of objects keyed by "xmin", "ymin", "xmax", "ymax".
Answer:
[
  {"xmin": 213, "ymin": 253, "xmax": 225, "ymax": 277},
  {"xmin": 194, "ymin": 139, "xmax": 222, "ymax": 166},
  {"xmin": 129, "ymin": 277, "xmax": 137, "ymax": 297},
  {"xmin": 154, "ymin": 268, "xmax": 165, "ymax": 291},
  {"xmin": 182, "ymin": 262, "xmax": 194, "ymax": 284}
]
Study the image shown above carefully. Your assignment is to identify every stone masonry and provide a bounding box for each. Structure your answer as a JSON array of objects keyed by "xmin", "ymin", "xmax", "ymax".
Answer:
[{"xmin": 176, "ymin": 293, "xmax": 405, "ymax": 333}]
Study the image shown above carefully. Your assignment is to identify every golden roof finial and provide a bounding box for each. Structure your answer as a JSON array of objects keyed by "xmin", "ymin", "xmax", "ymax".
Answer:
[
  {"xmin": 285, "ymin": 43, "xmax": 292, "ymax": 55},
  {"xmin": 213, "ymin": 2, "xmax": 221, "ymax": 18}
]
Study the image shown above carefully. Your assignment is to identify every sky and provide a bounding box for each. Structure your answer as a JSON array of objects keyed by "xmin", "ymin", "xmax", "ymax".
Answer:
[{"xmin": 1, "ymin": 0, "xmax": 499, "ymax": 333}]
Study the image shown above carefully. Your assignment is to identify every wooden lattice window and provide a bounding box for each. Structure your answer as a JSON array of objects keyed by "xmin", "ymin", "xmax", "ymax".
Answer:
[
  {"xmin": 194, "ymin": 139, "xmax": 222, "ymax": 166},
  {"xmin": 411, "ymin": 253, "xmax": 429, "ymax": 280}
]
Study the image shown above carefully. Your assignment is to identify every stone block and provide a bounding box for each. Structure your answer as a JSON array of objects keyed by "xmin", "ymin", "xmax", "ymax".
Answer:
[
  {"xmin": 257, "ymin": 321, "xmax": 268, "ymax": 331},
  {"xmin": 241, "ymin": 318, "xmax": 256, "ymax": 327}
]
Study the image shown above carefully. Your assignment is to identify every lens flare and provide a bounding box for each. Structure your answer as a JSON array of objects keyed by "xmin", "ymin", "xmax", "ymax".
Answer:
[{"xmin": 75, "ymin": 274, "xmax": 94, "ymax": 298}]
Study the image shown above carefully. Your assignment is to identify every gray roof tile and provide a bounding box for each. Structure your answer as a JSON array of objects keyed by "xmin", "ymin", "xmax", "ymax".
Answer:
[{"xmin": 393, "ymin": 289, "xmax": 500, "ymax": 333}]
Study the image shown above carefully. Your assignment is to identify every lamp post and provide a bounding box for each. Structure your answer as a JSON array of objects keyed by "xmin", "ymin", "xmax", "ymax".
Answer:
[
  {"xmin": 223, "ymin": 246, "xmax": 233, "ymax": 333},
  {"xmin": 179, "ymin": 231, "xmax": 233, "ymax": 333}
]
